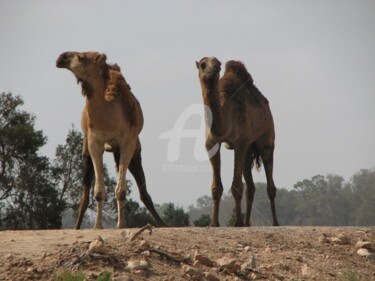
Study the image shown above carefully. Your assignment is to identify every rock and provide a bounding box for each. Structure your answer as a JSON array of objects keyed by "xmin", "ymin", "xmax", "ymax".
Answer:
[
  {"xmin": 216, "ymin": 257, "xmax": 240, "ymax": 273},
  {"xmin": 182, "ymin": 264, "xmax": 201, "ymax": 277},
  {"xmin": 241, "ymin": 256, "xmax": 256, "ymax": 271},
  {"xmin": 301, "ymin": 264, "xmax": 311, "ymax": 276},
  {"xmin": 139, "ymin": 240, "xmax": 150, "ymax": 250},
  {"xmin": 296, "ymin": 256, "xmax": 303, "ymax": 263},
  {"xmin": 203, "ymin": 272, "xmax": 220, "ymax": 281},
  {"xmin": 194, "ymin": 253, "xmax": 215, "ymax": 267},
  {"xmin": 356, "ymin": 240, "xmax": 372, "ymax": 250},
  {"xmin": 5, "ymin": 254, "xmax": 14, "ymax": 261},
  {"xmin": 87, "ymin": 236, "xmax": 107, "ymax": 255},
  {"xmin": 336, "ymin": 233, "xmax": 351, "ymax": 245},
  {"xmin": 357, "ymin": 248, "xmax": 371, "ymax": 257},
  {"xmin": 319, "ymin": 234, "xmax": 329, "ymax": 243},
  {"xmin": 125, "ymin": 260, "xmax": 149, "ymax": 271},
  {"xmin": 244, "ymin": 246, "xmax": 251, "ymax": 252}
]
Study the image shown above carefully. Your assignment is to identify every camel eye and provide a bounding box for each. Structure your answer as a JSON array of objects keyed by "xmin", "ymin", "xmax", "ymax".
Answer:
[{"xmin": 201, "ymin": 62, "xmax": 206, "ymax": 70}]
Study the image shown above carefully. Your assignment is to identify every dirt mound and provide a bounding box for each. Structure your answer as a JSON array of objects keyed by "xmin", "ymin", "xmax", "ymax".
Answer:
[{"xmin": 0, "ymin": 227, "xmax": 374, "ymax": 280}]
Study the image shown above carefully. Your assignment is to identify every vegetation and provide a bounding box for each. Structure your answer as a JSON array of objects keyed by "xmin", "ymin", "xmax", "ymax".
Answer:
[
  {"xmin": 52, "ymin": 270, "xmax": 112, "ymax": 281},
  {"xmin": 0, "ymin": 91, "xmax": 374, "ymax": 229},
  {"xmin": 188, "ymin": 171, "xmax": 375, "ymax": 227}
]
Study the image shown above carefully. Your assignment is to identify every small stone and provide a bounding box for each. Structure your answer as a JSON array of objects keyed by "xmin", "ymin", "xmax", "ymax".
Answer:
[
  {"xmin": 337, "ymin": 233, "xmax": 351, "ymax": 244},
  {"xmin": 26, "ymin": 267, "xmax": 34, "ymax": 273},
  {"xmin": 194, "ymin": 253, "xmax": 215, "ymax": 267},
  {"xmin": 319, "ymin": 234, "xmax": 329, "ymax": 243},
  {"xmin": 139, "ymin": 240, "xmax": 150, "ymax": 250},
  {"xmin": 5, "ymin": 254, "xmax": 14, "ymax": 260},
  {"xmin": 241, "ymin": 256, "xmax": 256, "ymax": 271},
  {"xmin": 296, "ymin": 256, "xmax": 303, "ymax": 263},
  {"xmin": 203, "ymin": 272, "xmax": 220, "ymax": 281},
  {"xmin": 244, "ymin": 246, "xmax": 251, "ymax": 252},
  {"xmin": 141, "ymin": 250, "xmax": 151, "ymax": 257},
  {"xmin": 182, "ymin": 264, "xmax": 201, "ymax": 276},
  {"xmin": 301, "ymin": 264, "xmax": 311, "ymax": 276},
  {"xmin": 125, "ymin": 260, "xmax": 149, "ymax": 271},
  {"xmin": 87, "ymin": 236, "xmax": 107, "ymax": 255},
  {"xmin": 216, "ymin": 257, "xmax": 240, "ymax": 273},
  {"xmin": 357, "ymin": 248, "xmax": 371, "ymax": 257},
  {"xmin": 356, "ymin": 240, "xmax": 372, "ymax": 250}
]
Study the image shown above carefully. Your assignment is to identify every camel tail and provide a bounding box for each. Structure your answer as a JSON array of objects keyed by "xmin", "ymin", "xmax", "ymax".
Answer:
[{"xmin": 252, "ymin": 146, "xmax": 262, "ymax": 171}]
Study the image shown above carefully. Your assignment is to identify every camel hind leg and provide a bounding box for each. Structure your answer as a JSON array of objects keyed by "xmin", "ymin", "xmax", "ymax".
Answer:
[
  {"xmin": 76, "ymin": 138, "xmax": 94, "ymax": 229},
  {"xmin": 243, "ymin": 145, "xmax": 256, "ymax": 227},
  {"xmin": 114, "ymin": 139, "xmax": 166, "ymax": 227},
  {"xmin": 260, "ymin": 144, "xmax": 279, "ymax": 226}
]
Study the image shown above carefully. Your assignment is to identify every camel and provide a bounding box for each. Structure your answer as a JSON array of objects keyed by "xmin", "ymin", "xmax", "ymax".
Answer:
[
  {"xmin": 56, "ymin": 51, "xmax": 165, "ymax": 229},
  {"xmin": 196, "ymin": 57, "xmax": 279, "ymax": 227}
]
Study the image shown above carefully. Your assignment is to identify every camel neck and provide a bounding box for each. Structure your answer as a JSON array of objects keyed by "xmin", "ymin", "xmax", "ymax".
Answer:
[{"xmin": 202, "ymin": 83, "xmax": 225, "ymax": 137}]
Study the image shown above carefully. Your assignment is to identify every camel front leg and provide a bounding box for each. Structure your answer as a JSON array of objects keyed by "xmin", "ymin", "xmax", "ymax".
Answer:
[
  {"xmin": 231, "ymin": 145, "xmax": 246, "ymax": 227},
  {"xmin": 88, "ymin": 138, "xmax": 106, "ymax": 229},
  {"xmin": 206, "ymin": 139, "xmax": 223, "ymax": 227},
  {"xmin": 116, "ymin": 140, "xmax": 136, "ymax": 228}
]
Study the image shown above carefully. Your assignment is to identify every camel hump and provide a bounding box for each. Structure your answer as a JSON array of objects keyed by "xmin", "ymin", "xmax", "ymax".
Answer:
[{"xmin": 224, "ymin": 61, "xmax": 254, "ymax": 85}]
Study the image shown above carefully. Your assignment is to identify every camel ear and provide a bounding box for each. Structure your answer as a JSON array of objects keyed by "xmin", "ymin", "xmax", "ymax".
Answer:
[
  {"xmin": 96, "ymin": 53, "xmax": 107, "ymax": 64},
  {"xmin": 195, "ymin": 61, "xmax": 199, "ymax": 69}
]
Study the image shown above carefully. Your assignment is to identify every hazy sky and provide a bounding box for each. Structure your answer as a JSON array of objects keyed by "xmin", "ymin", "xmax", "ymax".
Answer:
[{"xmin": 1, "ymin": 1, "xmax": 374, "ymax": 208}]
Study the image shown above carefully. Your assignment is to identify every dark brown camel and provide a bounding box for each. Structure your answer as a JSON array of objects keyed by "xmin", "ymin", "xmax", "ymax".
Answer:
[{"xmin": 196, "ymin": 57, "xmax": 279, "ymax": 227}]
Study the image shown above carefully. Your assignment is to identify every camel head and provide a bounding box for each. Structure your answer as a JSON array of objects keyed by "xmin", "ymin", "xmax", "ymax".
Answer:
[
  {"xmin": 196, "ymin": 57, "xmax": 221, "ymax": 85},
  {"xmin": 56, "ymin": 51, "xmax": 107, "ymax": 82}
]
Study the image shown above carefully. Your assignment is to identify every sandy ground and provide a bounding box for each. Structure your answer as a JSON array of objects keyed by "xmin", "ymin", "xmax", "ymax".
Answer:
[{"xmin": 0, "ymin": 226, "xmax": 374, "ymax": 281}]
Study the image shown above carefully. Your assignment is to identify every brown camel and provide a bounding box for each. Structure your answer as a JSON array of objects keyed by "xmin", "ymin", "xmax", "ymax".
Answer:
[
  {"xmin": 56, "ymin": 51, "xmax": 165, "ymax": 229},
  {"xmin": 196, "ymin": 57, "xmax": 279, "ymax": 227}
]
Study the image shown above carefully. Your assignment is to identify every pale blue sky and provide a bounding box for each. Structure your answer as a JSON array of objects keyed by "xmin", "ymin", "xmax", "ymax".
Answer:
[{"xmin": 1, "ymin": 1, "xmax": 374, "ymax": 207}]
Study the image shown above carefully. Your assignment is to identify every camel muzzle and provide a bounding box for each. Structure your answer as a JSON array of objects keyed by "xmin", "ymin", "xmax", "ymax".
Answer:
[{"xmin": 56, "ymin": 52, "xmax": 73, "ymax": 68}]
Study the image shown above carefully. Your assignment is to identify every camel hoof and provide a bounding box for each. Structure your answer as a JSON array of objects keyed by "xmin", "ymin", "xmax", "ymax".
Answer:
[
  {"xmin": 93, "ymin": 224, "xmax": 103, "ymax": 229},
  {"xmin": 210, "ymin": 222, "xmax": 220, "ymax": 227}
]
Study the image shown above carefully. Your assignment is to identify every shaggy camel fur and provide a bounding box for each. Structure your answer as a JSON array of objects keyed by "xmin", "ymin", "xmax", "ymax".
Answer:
[
  {"xmin": 196, "ymin": 57, "xmax": 279, "ymax": 227},
  {"xmin": 56, "ymin": 51, "xmax": 165, "ymax": 229}
]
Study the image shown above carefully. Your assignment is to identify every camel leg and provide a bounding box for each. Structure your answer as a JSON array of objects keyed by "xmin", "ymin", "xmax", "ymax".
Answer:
[
  {"xmin": 206, "ymin": 140, "xmax": 223, "ymax": 227},
  {"xmin": 76, "ymin": 137, "xmax": 94, "ymax": 229},
  {"xmin": 128, "ymin": 145, "xmax": 166, "ymax": 227},
  {"xmin": 88, "ymin": 138, "xmax": 106, "ymax": 229},
  {"xmin": 231, "ymin": 145, "xmax": 246, "ymax": 227},
  {"xmin": 261, "ymin": 145, "xmax": 280, "ymax": 226},
  {"xmin": 243, "ymin": 146, "xmax": 256, "ymax": 227},
  {"xmin": 115, "ymin": 140, "xmax": 136, "ymax": 228}
]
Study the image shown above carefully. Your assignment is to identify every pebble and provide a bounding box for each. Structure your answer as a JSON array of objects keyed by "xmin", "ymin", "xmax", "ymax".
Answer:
[
  {"xmin": 356, "ymin": 240, "xmax": 372, "ymax": 250},
  {"xmin": 357, "ymin": 248, "xmax": 371, "ymax": 257},
  {"xmin": 125, "ymin": 260, "xmax": 149, "ymax": 271},
  {"xmin": 216, "ymin": 257, "xmax": 240, "ymax": 273},
  {"xmin": 194, "ymin": 252, "xmax": 215, "ymax": 267}
]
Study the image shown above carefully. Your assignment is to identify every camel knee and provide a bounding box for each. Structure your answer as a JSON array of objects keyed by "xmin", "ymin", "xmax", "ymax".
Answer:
[
  {"xmin": 231, "ymin": 184, "xmax": 244, "ymax": 201},
  {"xmin": 211, "ymin": 185, "xmax": 223, "ymax": 201},
  {"xmin": 94, "ymin": 184, "xmax": 106, "ymax": 202},
  {"xmin": 267, "ymin": 185, "xmax": 277, "ymax": 199},
  {"xmin": 116, "ymin": 188, "xmax": 126, "ymax": 202}
]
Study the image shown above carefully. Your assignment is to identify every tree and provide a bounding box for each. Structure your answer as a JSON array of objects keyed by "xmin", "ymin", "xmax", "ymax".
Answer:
[
  {"xmin": 161, "ymin": 203, "xmax": 189, "ymax": 227},
  {"xmin": 0, "ymin": 92, "xmax": 64, "ymax": 229},
  {"xmin": 193, "ymin": 214, "xmax": 211, "ymax": 227}
]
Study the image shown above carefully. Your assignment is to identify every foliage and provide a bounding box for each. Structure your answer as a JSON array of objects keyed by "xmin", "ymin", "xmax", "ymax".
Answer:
[
  {"xmin": 0, "ymin": 92, "xmax": 64, "ymax": 229},
  {"xmin": 52, "ymin": 126, "xmax": 117, "ymax": 222},
  {"xmin": 193, "ymin": 214, "xmax": 211, "ymax": 227},
  {"xmin": 97, "ymin": 271, "xmax": 112, "ymax": 281},
  {"xmin": 52, "ymin": 270, "xmax": 86, "ymax": 281},
  {"xmin": 188, "ymin": 169, "xmax": 375, "ymax": 227},
  {"xmin": 160, "ymin": 203, "xmax": 189, "ymax": 227}
]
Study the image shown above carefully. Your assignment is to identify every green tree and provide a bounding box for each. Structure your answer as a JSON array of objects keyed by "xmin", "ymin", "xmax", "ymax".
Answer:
[
  {"xmin": 193, "ymin": 214, "xmax": 211, "ymax": 227},
  {"xmin": 161, "ymin": 203, "xmax": 189, "ymax": 227},
  {"xmin": 0, "ymin": 92, "xmax": 64, "ymax": 229},
  {"xmin": 52, "ymin": 126, "xmax": 117, "ymax": 223}
]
